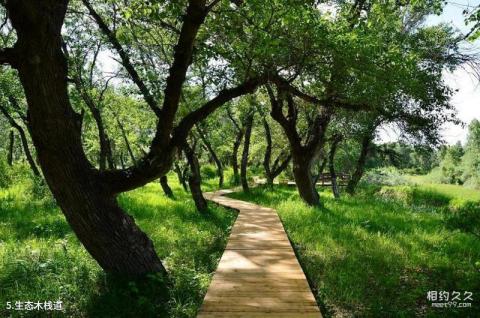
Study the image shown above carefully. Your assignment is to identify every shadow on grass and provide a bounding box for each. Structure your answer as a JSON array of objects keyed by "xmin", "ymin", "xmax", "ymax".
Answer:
[
  {"xmin": 0, "ymin": 181, "xmax": 236, "ymax": 318},
  {"xmin": 86, "ymin": 273, "xmax": 170, "ymax": 318}
]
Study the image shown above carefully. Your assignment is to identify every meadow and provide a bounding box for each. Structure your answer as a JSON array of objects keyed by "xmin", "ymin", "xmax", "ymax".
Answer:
[
  {"xmin": 1, "ymin": 165, "xmax": 479, "ymax": 317},
  {"xmin": 0, "ymin": 175, "xmax": 236, "ymax": 318},
  {"xmin": 230, "ymin": 183, "xmax": 480, "ymax": 317}
]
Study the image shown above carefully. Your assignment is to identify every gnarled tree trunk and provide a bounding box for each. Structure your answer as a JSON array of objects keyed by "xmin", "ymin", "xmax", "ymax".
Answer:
[
  {"xmin": 5, "ymin": 0, "xmax": 165, "ymax": 276},
  {"xmin": 292, "ymin": 154, "xmax": 320, "ymax": 205},
  {"xmin": 0, "ymin": 103, "xmax": 40, "ymax": 176},
  {"xmin": 174, "ymin": 162, "xmax": 189, "ymax": 192}
]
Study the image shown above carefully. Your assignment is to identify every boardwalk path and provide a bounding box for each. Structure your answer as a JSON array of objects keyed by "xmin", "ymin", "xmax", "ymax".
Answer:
[{"xmin": 197, "ymin": 190, "xmax": 321, "ymax": 318}]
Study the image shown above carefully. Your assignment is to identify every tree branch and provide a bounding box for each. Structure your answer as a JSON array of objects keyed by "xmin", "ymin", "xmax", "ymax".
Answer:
[
  {"xmin": 81, "ymin": 0, "xmax": 161, "ymax": 117},
  {"xmin": 171, "ymin": 76, "xmax": 266, "ymax": 146},
  {"xmin": 158, "ymin": 0, "xmax": 208, "ymax": 138}
]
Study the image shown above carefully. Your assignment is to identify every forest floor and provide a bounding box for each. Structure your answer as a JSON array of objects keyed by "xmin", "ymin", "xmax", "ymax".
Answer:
[
  {"xmin": 0, "ymin": 177, "xmax": 236, "ymax": 317},
  {"xmin": 229, "ymin": 183, "xmax": 480, "ymax": 318}
]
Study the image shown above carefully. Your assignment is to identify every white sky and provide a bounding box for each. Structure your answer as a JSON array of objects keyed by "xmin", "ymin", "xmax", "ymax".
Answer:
[
  {"xmin": 432, "ymin": 1, "xmax": 480, "ymax": 144},
  {"xmin": 381, "ymin": 1, "xmax": 480, "ymax": 144}
]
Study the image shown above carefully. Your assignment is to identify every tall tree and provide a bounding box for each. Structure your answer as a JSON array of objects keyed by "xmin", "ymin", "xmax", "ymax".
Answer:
[{"xmin": 0, "ymin": 0, "xmax": 264, "ymax": 275}]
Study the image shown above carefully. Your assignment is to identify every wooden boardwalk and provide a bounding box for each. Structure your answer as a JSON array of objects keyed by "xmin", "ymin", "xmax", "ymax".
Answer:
[{"xmin": 198, "ymin": 190, "xmax": 321, "ymax": 318}]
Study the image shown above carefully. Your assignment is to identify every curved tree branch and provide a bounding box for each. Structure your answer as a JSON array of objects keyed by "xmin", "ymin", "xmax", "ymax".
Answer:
[{"xmin": 82, "ymin": 0, "xmax": 162, "ymax": 117}]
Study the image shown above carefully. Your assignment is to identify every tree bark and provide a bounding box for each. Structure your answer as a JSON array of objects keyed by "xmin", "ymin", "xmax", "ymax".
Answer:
[
  {"xmin": 7, "ymin": 130, "xmax": 14, "ymax": 166},
  {"xmin": 160, "ymin": 175, "xmax": 174, "ymax": 198},
  {"xmin": 241, "ymin": 112, "xmax": 254, "ymax": 192},
  {"xmin": 184, "ymin": 141, "xmax": 208, "ymax": 212},
  {"xmin": 329, "ymin": 136, "xmax": 342, "ymax": 199},
  {"xmin": 346, "ymin": 134, "xmax": 373, "ymax": 195},
  {"xmin": 5, "ymin": 0, "xmax": 165, "ymax": 276},
  {"xmin": 292, "ymin": 154, "xmax": 320, "ymax": 205}
]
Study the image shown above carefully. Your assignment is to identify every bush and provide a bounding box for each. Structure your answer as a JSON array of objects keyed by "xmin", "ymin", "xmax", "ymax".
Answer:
[
  {"xmin": 362, "ymin": 167, "xmax": 409, "ymax": 186},
  {"xmin": 378, "ymin": 186, "xmax": 451, "ymax": 207},
  {"xmin": 200, "ymin": 164, "xmax": 217, "ymax": 180}
]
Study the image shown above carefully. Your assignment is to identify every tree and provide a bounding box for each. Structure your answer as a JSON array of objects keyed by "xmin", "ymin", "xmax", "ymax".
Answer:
[
  {"xmin": 262, "ymin": 116, "xmax": 291, "ymax": 187},
  {"xmin": 0, "ymin": 0, "xmax": 264, "ymax": 275},
  {"xmin": 240, "ymin": 107, "xmax": 254, "ymax": 192}
]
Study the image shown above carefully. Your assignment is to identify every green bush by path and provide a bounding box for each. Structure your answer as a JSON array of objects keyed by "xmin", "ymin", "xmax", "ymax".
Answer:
[
  {"xmin": 229, "ymin": 185, "xmax": 480, "ymax": 318},
  {"xmin": 0, "ymin": 177, "xmax": 236, "ymax": 317}
]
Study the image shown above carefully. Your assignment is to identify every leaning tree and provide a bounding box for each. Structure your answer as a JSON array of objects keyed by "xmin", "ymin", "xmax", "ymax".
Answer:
[{"xmin": 0, "ymin": 0, "xmax": 268, "ymax": 276}]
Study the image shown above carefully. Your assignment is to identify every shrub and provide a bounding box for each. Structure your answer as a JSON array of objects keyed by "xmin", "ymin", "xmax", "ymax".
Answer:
[
  {"xmin": 362, "ymin": 167, "xmax": 409, "ymax": 186},
  {"xmin": 378, "ymin": 186, "xmax": 451, "ymax": 207},
  {"xmin": 200, "ymin": 164, "xmax": 217, "ymax": 180}
]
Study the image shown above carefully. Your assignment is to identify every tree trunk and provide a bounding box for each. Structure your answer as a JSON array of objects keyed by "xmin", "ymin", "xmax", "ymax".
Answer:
[
  {"xmin": 0, "ymin": 103, "xmax": 40, "ymax": 176},
  {"xmin": 174, "ymin": 162, "xmax": 188, "ymax": 192},
  {"xmin": 160, "ymin": 175, "xmax": 174, "ymax": 198},
  {"xmin": 292, "ymin": 154, "xmax": 319, "ymax": 205},
  {"xmin": 7, "ymin": 130, "xmax": 14, "ymax": 166},
  {"xmin": 346, "ymin": 134, "xmax": 372, "ymax": 195},
  {"xmin": 241, "ymin": 113, "xmax": 254, "ymax": 192},
  {"xmin": 73, "ymin": 76, "xmax": 112, "ymax": 171},
  {"xmin": 197, "ymin": 125, "xmax": 223, "ymax": 188},
  {"xmin": 231, "ymin": 129, "xmax": 243, "ymax": 186},
  {"xmin": 17, "ymin": 123, "xmax": 41, "ymax": 176},
  {"xmin": 5, "ymin": 0, "xmax": 165, "ymax": 276},
  {"xmin": 329, "ymin": 136, "xmax": 342, "ymax": 199},
  {"xmin": 263, "ymin": 119, "xmax": 273, "ymax": 187},
  {"xmin": 183, "ymin": 142, "xmax": 207, "ymax": 212}
]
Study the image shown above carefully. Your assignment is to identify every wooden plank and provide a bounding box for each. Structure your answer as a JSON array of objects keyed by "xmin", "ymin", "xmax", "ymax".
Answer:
[{"xmin": 198, "ymin": 190, "xmax": 321, "ymax": 318}]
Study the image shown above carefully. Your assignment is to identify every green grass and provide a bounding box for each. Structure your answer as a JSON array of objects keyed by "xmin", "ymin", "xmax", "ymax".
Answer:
[
  {"xmin": 406, "ymin": 175, "xmax": 480, "ymax": 202},
  {"xmin": 229, "ymin": 185, "xmax": 480, "ymax": 317},
  {"xmin": 0, "ymin": 175, "xmax": 236, "ymax": 317}
]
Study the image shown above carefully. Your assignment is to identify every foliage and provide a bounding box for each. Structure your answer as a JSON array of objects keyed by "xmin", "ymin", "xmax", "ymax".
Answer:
[
  {"xmin": 200, "ymin": 164, "xmax": 217, "ymax": 180},
  {"xmin": 361, "ymin": 167, "xmax": 410, "ymax": 186}
]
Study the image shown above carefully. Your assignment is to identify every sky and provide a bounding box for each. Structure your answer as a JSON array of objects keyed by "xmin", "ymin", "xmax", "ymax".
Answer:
[{"xmin": 395, "ymin": 1, "xmax": 480, "ymax": 144}]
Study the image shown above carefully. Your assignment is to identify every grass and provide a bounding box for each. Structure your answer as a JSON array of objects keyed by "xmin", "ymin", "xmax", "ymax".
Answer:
[
  {"xmin": 406, "ymin": 175, "xmax": 480, "ymax": 202},
  {"xmin": 0, "ymin": 174, "xmax": 236, "ymax": 317},
  {"xmin": 229, "ymin": 184, "xmax": 480, "ymax": 317}
]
